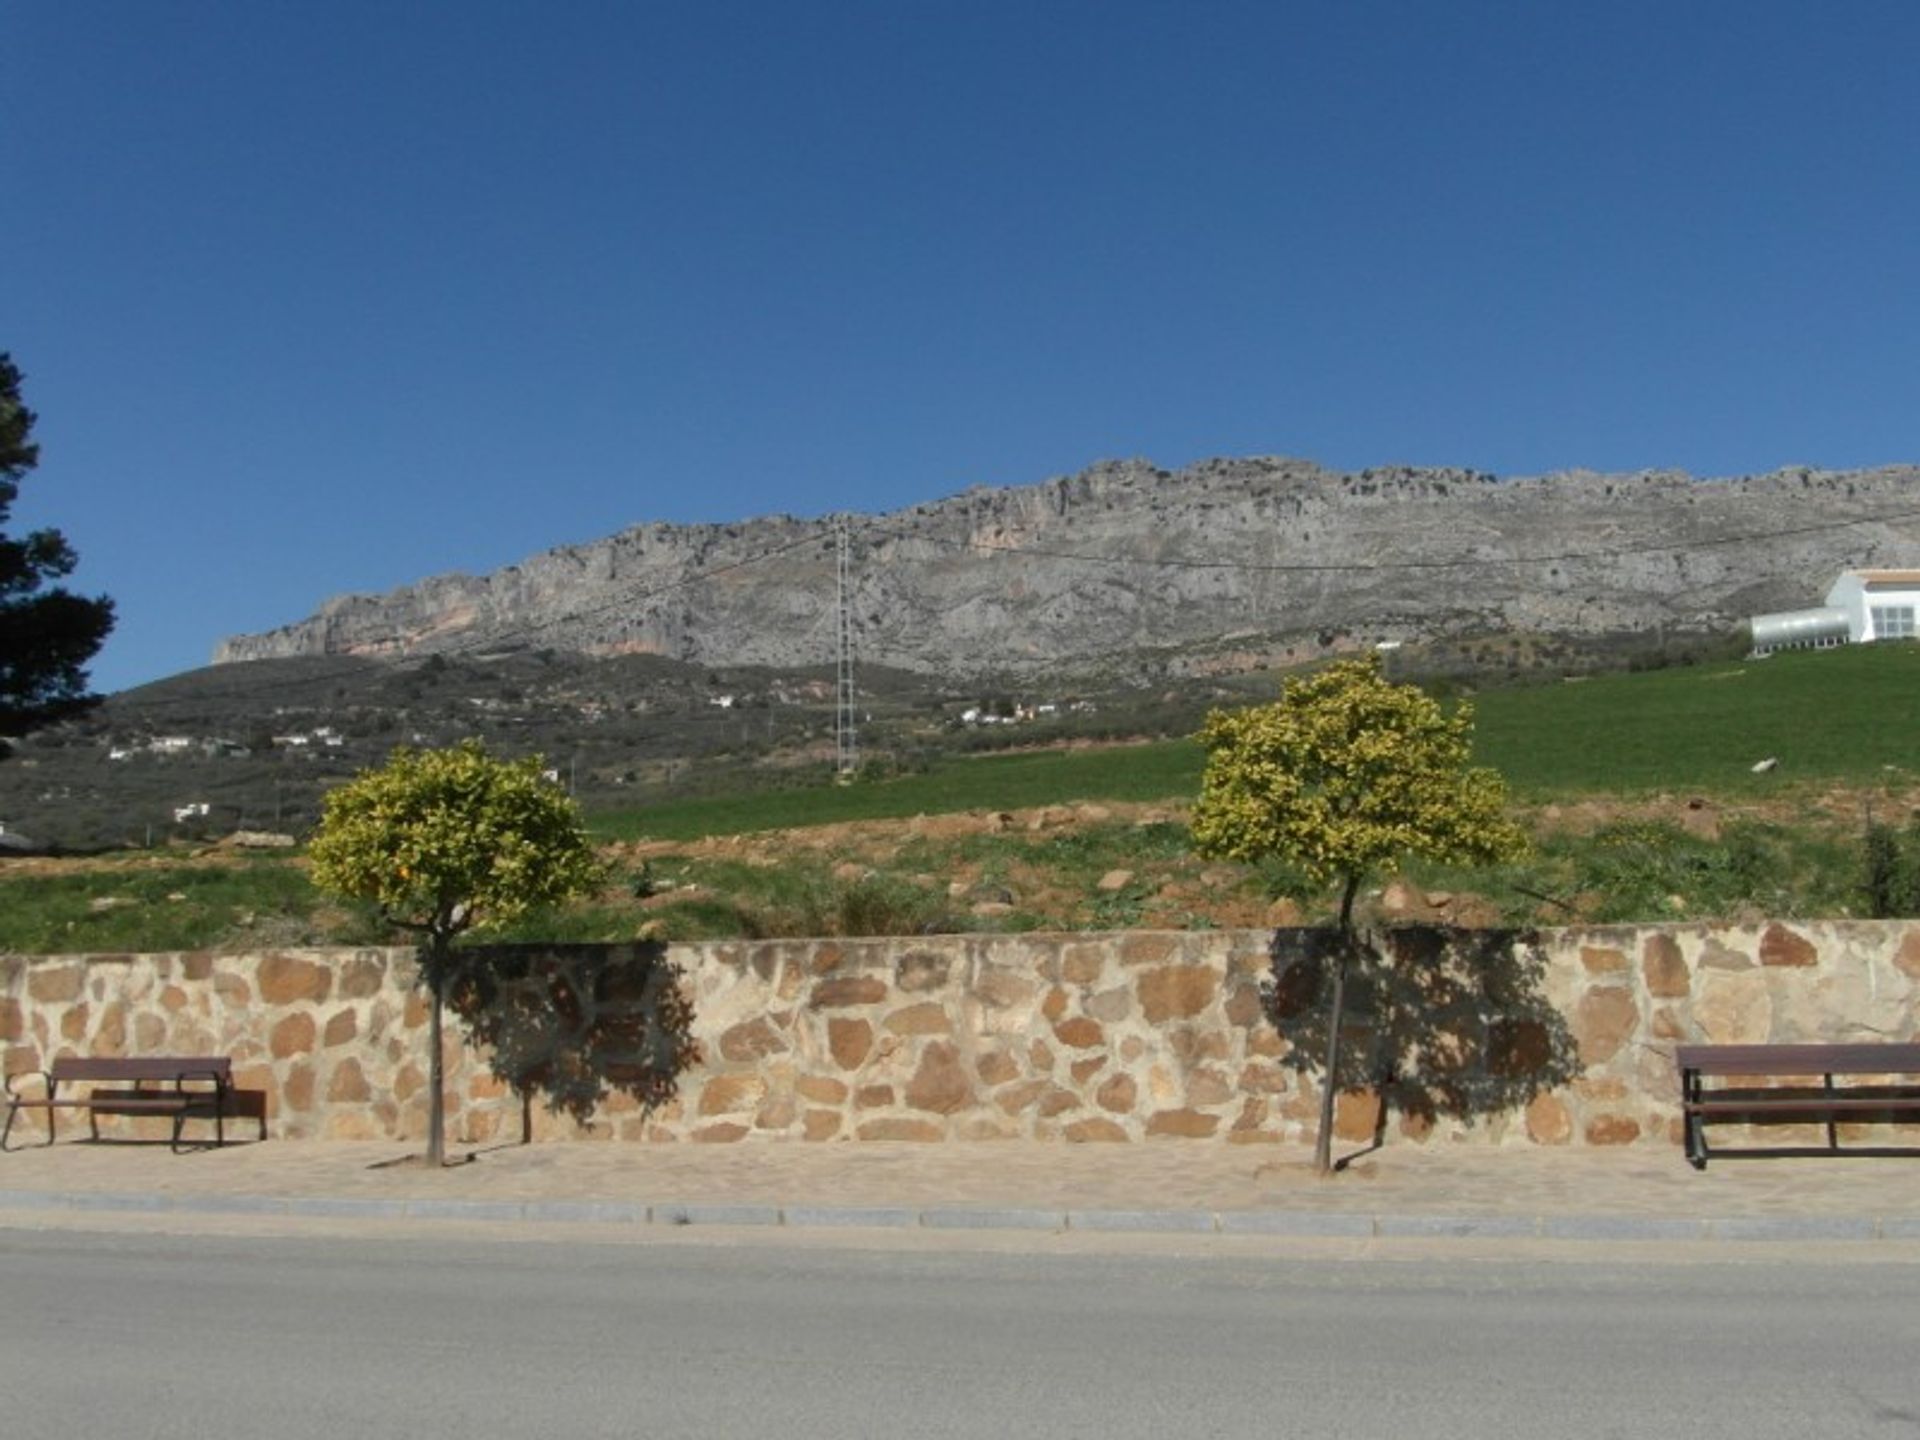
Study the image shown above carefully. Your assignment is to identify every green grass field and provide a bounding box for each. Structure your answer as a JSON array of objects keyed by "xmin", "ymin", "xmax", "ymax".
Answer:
[
  {"xmin": 6, "ymin": 643, "xmax": 1916, "ymax": 953},
  {"xmin": 593, "ymin": 644, "xmax": 1920, "ymax": 841},
  {"xmin": 593, "ymin": 741, "xmax": 1206, "ymax": 841},
  {"xmin": 1469, "ymin": 643, "xmax": 1920, "ymax": 798}
]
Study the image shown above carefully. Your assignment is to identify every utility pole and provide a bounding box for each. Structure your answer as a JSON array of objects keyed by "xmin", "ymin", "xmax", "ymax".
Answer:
[{"xmin": 835, "ymin": 520, "xmax": 857, "ymax": 779}]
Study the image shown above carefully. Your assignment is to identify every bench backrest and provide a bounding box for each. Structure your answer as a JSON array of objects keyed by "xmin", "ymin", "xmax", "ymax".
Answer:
[
  {"xmin": 48, "ymin": 1056, "xmax": 232, "ymax": 1085},
  {"xmin": 1677, "ymin": 1042, "xmax": 1920, "ymax": 1077}
]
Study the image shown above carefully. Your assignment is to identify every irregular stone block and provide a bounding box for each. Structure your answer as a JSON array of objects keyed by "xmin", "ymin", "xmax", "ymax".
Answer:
[
  {"xmin": 976, "ymin": 966, "xmax": 1039, "ymax": 1010},
  {"xmin": 1572, "ymin": 987, "xmax": 1639, "ymax": 1065},
  {"xmin": 810, "ymin": 976, "xmax": 888, "ymax": 1009},
  {"xmin": 1069, "ymin": 1056, "xmax": 1105, "ymax": 1085},
  {"xmin": 1051, "ymin": 1017, "xmax": 1104, "ymax": 1050},
  {"xmin": 896, "ymin": 951, "xmax": 952, "ymax": 992},
  {"xmin": 906, "ymin": 1042, "xmax": 973, "ymax": 1115},
  {"xmin": 1139, "ymin": 965, "xmax": 1219, "ymax": 1023},
  {"xmin": 1759, "ymin": 924, "xmax": 1817, "ymax": 968},
  {"xmin": 828, "ymin": 1018, "xmax": 872, "ymax": 1071},
  {"xmin": 1037, "ymin": 1087, "xmax": 1079, "ymax": 1118},
  {"xmin": 1525, "ymin": 1093, "xmax": 1572, "ymax": 1144},
  {"xmin": 270, "ymin": 1013, "xmax": 316, "ymax": 1060},
  {"xmin": 323, "ymin": 1009, "xmax": 358, "ymax": 1048},
  {"xmin": 802, "ymin": 1108, "xmax": 841, "ymax": 1141},
  {"xmin": 1896, "ymin": 928, "xmax": 1920, "ymax": 981},
  {"xmin": 327, "ymin": 1059, "xmax": 371, "ymax": 1103},
  {"xmin": 1651, "ymin": 1006, "xmax": 1687, "ymax": 1041},
  {"xmin": 282, "ymin": 1062, "xmax": 315, "ymax": 1113},
  {"xmin": 1487, "ymin": 1018, "xmax": 1552, "ymax": 1078},
  {"xmin": 1146, "ymin": 1108, "xmax": 1220, "ymax": 1138},
  {"xmin": 1236, "ymin": 1063, "xmax": 1290, "ymax": 1095},
  {"xmin": 1086, "ymin": 985, "xmax": 1133, "ymax": 1022},
  {"xmin": 699, "ymin": 1074, "xmax": 765, "ymax": 1116},
  {"xmin": 336, "ymin": 955, "xmax": 388, "ymax": 1000},
  {"xmin": 1186, "ymin": 1068, "xmax": 1233, "ymax": 1106},
  {"xmin": 1333, "ymin": 1088, "xmax": 1380, "ymax": 1142},
  {"xmin": 884, "ymin": 1002, "xmax": 952, "ymax": 1036},
  {"xmin": 1119, "ymin": 934, "xmax": 1179, "ymax": 967},
  {"xmin": 718, "ymin": 1016, "xmax": 788, "ymax": 1062},
  {"xmin": 1064, "ymin": 1117, "xmax": 1129, "ymax": 1142},
  {"xmin": 1580, "ymin": 946, "xmax": 1628, "ymax": 975},
  {"xmin": 692, "ymin": 1122, "xmax": 750, "ymax": 1143},
  {"xmin": 1061, "ymin": 944, "xmax": 1107, "ymax": 986},
  {"xmin": 855, "ymin": 1084, "xmax": 895, "ymax": 1109},
  {"xmin": 975, "ymin": 1050, "xmax": 1020, "ymax": 1086},
  {"xmin": 1573, "ymin": 1075, "xmax": 1628, "ymax": 1101},
  {"xmin": 1642, "ymin": 934, "xmax": 1690, "ymax": 997},
  {"xmin": 795, "ymin": 1075, "xmax": 848, "ymax": 1105},
  {"xmin": 1698, "ymin": 938, "xmax": 1753, "ymax": 971},
  {"xmin": 27, "ymin": 966, "xmax": 84, "ymax": 1004},
  {"xmin": 257, "ymin": 954, "xmax": 333, "ymax": 1006},
  {"xmin": 1223, "ymin": 982, "xmax": 1262, "ymax": 1027},
  {"xmin": 1584, "ymin": 1114, "xmax": 1642, "ymax": 1145},
  {"xmin": 995, "ymin": 1079, "xmax": 1049, "ymax": 1116},
  {"xmin": 755, "ymin": 1093, "xmax": 797, "ymax": 1130},
  {"xmin": 1695, "ymin": 970, "xmax": 1773, "ymax": 1044},
  {"xmin": 1096, "ymin": 1073, "xmax": 1138, "ymax": 1113}
]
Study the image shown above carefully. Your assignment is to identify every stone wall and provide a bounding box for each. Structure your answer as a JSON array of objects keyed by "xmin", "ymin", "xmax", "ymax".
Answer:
[{"xmin": 3, "ymin": 921, "xmax": 1917, "ymax": 1148}]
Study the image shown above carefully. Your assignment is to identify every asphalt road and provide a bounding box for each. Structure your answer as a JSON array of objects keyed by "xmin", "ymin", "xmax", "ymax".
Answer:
[{"xmin": 2, "ymin": 1227, "xmax": 1917, "ymax": 1439}]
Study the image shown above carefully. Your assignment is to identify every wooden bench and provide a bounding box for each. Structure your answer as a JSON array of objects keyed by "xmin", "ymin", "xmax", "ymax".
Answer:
[
  {"xmin": 1677, "ymin": 1043, "xmax": 1920, "ymax": 1169},
  {"xmin": 2, "ymin": 1057, "xmax": 266, "ymax": 1153}
]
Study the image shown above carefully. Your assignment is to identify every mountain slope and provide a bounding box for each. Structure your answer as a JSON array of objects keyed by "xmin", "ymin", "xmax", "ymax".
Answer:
[{"xmin": 215, "ymin": 457, "xmax": 1920, "ymax": 678}]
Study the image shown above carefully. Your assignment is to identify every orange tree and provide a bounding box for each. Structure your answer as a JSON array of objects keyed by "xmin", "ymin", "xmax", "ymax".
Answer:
[
  {"xmin": 1191, "ymin": 657, "xmax": 1524, "ymax": 1173},
  {"xmin": 309, "ymin": 741, "xmax": 604, "ymax": 1165}
]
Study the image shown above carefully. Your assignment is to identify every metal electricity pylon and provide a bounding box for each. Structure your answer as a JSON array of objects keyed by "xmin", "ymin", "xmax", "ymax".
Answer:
[{"xmin": 835, "ymin": 521, "xmax": 857, "ymax": 779}]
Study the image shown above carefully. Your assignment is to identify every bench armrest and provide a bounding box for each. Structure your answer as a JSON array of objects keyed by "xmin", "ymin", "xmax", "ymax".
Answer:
[{"xmin": 4, "ymin": 1070, "xmax": 54, "ymax": 1102}]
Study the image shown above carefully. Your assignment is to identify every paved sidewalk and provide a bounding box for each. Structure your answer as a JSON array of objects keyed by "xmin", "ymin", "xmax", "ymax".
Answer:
[{"xmin": 4, "ymin": 1137, "xmax": 1919, "ymax": 1242}]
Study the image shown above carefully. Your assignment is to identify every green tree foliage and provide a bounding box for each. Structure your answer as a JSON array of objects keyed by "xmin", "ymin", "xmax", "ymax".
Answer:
[
  {"xmin": 0, "ymin": 353, "xmax": 115, "ymax": 745},
  {"xmin": 309, "ymin": 741, "xmax": 605, "ymax": 1164},
  {"xmin": 1191, "ymin": 657, "xmax": 1525, "ymax": 1172}
]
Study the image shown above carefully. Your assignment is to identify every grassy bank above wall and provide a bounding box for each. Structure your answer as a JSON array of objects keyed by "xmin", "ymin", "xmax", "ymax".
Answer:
[{"xmin": 591, "ymin": 643, "xmax": 1920, "ymax": 841}]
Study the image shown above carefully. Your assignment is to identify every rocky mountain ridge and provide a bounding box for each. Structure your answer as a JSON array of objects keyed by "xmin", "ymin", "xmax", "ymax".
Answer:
[{"xmin": 215, "ymin": 457, "xmax": 1920, "ymax": 678}]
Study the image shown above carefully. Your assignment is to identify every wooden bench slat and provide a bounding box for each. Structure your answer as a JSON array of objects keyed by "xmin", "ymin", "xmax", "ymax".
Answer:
[{"xmin": 1686, "ymin": 1098, "xmax": 1920, "ymax": 1114}]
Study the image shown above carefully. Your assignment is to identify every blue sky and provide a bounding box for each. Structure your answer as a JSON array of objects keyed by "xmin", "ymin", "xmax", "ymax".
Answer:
[{"xmin": 7, "ymin": 2, "xmax": 1918, "ymax": 692}]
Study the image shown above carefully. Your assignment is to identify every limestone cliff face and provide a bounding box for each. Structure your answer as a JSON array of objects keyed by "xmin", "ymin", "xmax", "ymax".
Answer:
[{"xmin": 213, "ymin": 457, "xmax": 1920, "ymax": 676}]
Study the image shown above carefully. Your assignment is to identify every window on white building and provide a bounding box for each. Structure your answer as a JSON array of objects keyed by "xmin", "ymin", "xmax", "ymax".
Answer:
[{"xmin": 1871, "ymin": 604, "xmax": 1916, "ymax": 639}]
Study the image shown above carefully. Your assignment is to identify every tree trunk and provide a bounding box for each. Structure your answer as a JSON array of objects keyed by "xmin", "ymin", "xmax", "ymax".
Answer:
[
  {"xmin": 1313, "ymin": 876, "xmax": 1362, "ymax": 1176},
  {"xmin": 426, "ymin": 948, "xmax": 447, "ymax": 1167}
]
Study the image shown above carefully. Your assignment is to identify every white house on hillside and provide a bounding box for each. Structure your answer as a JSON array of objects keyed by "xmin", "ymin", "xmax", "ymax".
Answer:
[
  {"xmin": 1750, "ymin": 569, "xmax": 1920, "ymax": 655},
  {"xmin": 1825, "ymin": 569, "xmax": 1920, "ymax": 642}
]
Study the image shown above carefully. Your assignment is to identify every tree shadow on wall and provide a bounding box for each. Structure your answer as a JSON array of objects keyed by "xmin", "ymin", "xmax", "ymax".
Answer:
[
  {"xmin": 1263, "ymin": 924, "xmax": 1579, "ymax": 1164},
  {"xmin": 442, "ymin": 942, "xmax": 701, "ymax": 1138}
]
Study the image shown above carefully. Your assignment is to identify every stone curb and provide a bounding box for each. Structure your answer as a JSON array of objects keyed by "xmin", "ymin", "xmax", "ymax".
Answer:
[{"xmin": 1, "ymin": 1188, "xmax": 1916, "ymax": 1244}]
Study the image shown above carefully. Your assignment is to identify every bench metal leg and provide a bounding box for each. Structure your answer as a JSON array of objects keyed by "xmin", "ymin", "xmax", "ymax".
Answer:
[
  {"xmin": 1683, "ymin": 1068, "xmax": 1708, "ymax": 1169},
  {"xmin": 1, "ymin": 1103, "xmax": 58, "ymax": 1151}
]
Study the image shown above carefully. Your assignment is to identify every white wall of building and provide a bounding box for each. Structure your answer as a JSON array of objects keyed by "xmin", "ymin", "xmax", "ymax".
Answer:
[{"xmin": 1825, "ymin": 571, "xmax": 1920, "ymax": 642}]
